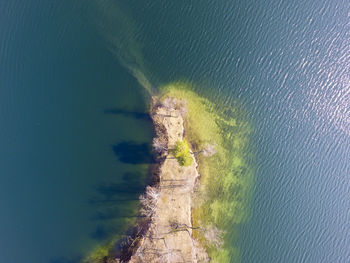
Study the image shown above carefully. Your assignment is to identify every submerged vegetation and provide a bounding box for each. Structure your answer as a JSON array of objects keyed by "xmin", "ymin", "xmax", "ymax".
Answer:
[
  {"xmin": 173, "ymin": 140, "xmax": 193, "ymax": 166},
  {"xmin": 84, "ymin": 82, "xmax": 253, "ymax": 263},
  {"xmin": 159, "ymin": 82, "xmax": 253, "ymax": 262}
]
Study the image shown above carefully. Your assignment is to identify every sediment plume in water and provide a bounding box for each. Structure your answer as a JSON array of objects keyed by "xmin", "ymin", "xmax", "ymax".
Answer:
[{"xmin": 93, "ymin": 0, "xmax": 155, "ymax": 96}]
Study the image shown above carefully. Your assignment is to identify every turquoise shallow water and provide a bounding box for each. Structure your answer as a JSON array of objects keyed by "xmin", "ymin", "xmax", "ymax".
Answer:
[{"xmin": 1, "ymin": 0, "xmax": 349, "ymax": 262}]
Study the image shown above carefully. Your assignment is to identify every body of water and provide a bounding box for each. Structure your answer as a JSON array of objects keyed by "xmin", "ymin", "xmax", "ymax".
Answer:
[
  {"xmin": 0, "ymin": 1, "xmax": 153, "ymax": 262},
  {"xmin": 1, "ymin": 0, "xmax": 349, "ymax": 262}
]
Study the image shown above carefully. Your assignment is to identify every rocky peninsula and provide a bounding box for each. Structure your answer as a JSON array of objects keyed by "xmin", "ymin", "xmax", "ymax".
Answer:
[
  {"xmin": 134, "ymin": 97, "xmax": 208, "ymax": 262},
  {"xmin": 99, "ymin": 85, "xmax": 251, "ymax": 263},
  {"xmin": 83, "ymin": 86, "xmax": 251, "ymax": 263},
  {"xmin": 114, "ymin": 97, "xmax": 209, "ymax": 262}
]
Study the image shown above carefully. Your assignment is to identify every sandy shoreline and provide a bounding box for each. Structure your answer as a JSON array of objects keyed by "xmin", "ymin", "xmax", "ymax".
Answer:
[{"xmin": 115, "ymin": 97, "xmax": 208, "ymax": 262}]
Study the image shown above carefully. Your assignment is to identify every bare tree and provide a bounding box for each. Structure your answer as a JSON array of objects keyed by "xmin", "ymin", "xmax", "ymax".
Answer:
[
  {"xmin": 139, "ymin": 186, "xmax": 159, "ymax": 218},
  {"xmin": 193, "ymin": 144, "xmax": 217, "ymax": 157},
  {"xmin": 202, "ymin": 144, "xmax": 217, "ymax": 157},
  {"xmin": 204, "ymin": 225, "xmax": 224, "ymax": 248},
  {"xmin": 162, "ymin": 98, "xmax": 177, "ymax": 110},
  {"xmin": 176, "ymin": 99, "xmax": 187, "ymax": 117},
  {"xmin": 152, "ymin": 137, "xmax": 168, "ymax": 154},
  {"xmin": 168, "ymin": 221, "xmax": 202, "ymax": 233},
  {"xmin": 159, "ymin": 248, "xmax": 184, "ymax": 263},
  {"xmin": 177, "ymin": 107, "xmax": 187, "ymax": 117},
  {"xmin": 151, "ymin": 112, "xmax": 175, "ymax": 118},
  {"xmin": 154, "ymin": 97, "xmax": 189, "ymax": 119},
  {"xmin": 164, "ymin": 98, "xmax": 188, "ymax": 118},
  {"xmin": 133, "ymin": 237, "xmax": 184, "ymax": 263}
]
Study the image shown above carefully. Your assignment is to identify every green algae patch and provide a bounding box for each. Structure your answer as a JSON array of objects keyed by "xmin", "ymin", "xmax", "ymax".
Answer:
[
  {"xmin": 84, "ymin": 243, "xmax": 111, "ymax": 263},
  {"xmin": 82, "ymin": 216, "xmax": 137, "ymax": 263},
  {"xmin": 174, "ymin": 140, "xmax": 193, "ymax": 166},
  {"xmin": 159, "ymin": 82, "xmax": 254, "ymax": 263}
]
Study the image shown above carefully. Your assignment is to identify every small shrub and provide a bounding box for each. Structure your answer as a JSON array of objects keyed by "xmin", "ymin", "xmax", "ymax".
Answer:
[{"xmin": 174, "ymin": 140, "xmax": 193, "ymax": 166}]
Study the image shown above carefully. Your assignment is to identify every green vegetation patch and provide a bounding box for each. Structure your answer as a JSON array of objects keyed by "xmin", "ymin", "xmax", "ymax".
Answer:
[
  {"xmin": 159, "ymin": 82, "xmax": 254, "ymax": 263},
  {"xmin": 83, "ymin": 81, "xmax": 254, "ymax": 263},
  {"xmin": 173, "ymin": 140, "xmax": 193, "ymax": 166}
]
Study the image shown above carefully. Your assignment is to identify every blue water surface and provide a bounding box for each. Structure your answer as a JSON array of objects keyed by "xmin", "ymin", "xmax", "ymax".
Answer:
[{"xmin": 1, "ymin": 0, "xmax": 349, "ymax": 262}]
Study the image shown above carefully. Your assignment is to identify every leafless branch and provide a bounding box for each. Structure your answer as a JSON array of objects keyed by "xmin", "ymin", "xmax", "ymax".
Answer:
[
  {"xmin": 193, "ymin": 144, "xmax": 217, "ymax": 157},
  {"xmin": 152, "ymin": 137, "xmax": 168, "ymax": 154},
  {"xmin": 139, "ymin": 186, "xmax": 159, "ymax": 218},
  {"xmin": 204, "ymin": 225, "xmax": 224, "ymax": 248}
]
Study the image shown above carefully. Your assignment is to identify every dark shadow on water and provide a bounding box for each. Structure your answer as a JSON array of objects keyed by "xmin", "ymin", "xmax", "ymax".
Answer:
[
  {"xmin": 93, "ymin": 180, "xmax": 145, "ymax": 196},
  {"xmin": 91, "ymin": 225, "xmax": 112, "ymax": 240},
  {"xmin": 89, "ymin": 172, "xmax": 146, "ymax": 204},
  {"xmin": 89, "ymin": 172, "xmax": 149, "ymax": 241},
  {"xmin": 91, "ymin": 206, "xmax": 139, "ymax": 221},
  {"xmin": 112, "ymin": 141, "xmax": 154, "ymax": 164},
  {"xmin": 104, "ymin": 108, "xmax": 151, "ymax": 121}
]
